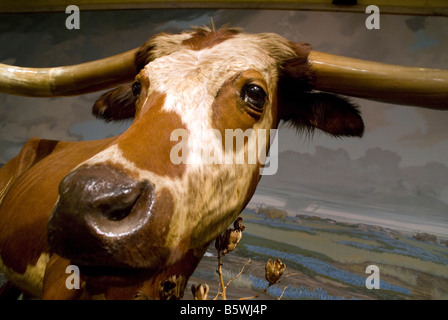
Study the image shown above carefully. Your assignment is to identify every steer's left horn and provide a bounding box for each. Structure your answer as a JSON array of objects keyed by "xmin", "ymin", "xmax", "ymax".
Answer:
[
  {"xmin": 0, "ymin": 49, "xmax": 138, "ymax": 97},
  {"xmin": 308, "ymin": 51, "xmax": 448, "ymax": 110}
]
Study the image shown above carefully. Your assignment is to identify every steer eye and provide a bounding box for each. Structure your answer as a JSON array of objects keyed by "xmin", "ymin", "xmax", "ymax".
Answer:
[
  {"xmin": 132, "ymin": 81, "xmax": 141, "ymax": 96},
  {"xmin": 241, "ymin": 83, "xmax": 267, "ymax": 112}
]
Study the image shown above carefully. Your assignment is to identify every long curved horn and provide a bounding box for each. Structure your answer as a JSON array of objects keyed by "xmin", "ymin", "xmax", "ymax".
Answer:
[
  {"xmin": 309, "ymin": 51, "xmax": 448, "ymax": 110},
  {"xmin": 0, "ymin": 49, "xmax": 138, "ymax": 97}
]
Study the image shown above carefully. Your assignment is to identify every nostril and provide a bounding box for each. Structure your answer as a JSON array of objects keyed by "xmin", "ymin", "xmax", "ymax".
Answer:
[
  {"xmin": 92, "ymin": 180, "xmax": 149, "ymax": 221},
  {"xmin": 98, "ymin": 194, "xmax": 140, "ymax": 221}
]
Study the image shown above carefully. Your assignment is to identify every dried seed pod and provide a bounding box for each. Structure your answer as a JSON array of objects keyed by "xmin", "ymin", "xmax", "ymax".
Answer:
[
  {"xmin": 215, "ymin": 217, "xmax": 246, "ymax": 256},
  {"xmin": 158, "ymin": 274, "xmax": 187, "ymax": 300},
  {"xmin": 191, "ymin": 283, "xmax": 209, "ymax": 300},
  {"xmin": 265, "ymin": 258, "xmax": 286, "ymax": 285},
  {"xmin": 233, "ymin": 217, "xmax": 246, "ymax": 231}
]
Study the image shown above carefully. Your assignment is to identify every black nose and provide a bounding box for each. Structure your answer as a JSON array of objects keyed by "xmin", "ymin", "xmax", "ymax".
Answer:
[
  {"xmin": 47, "ymin": 164, "xmax": 155, "ymax": 268},
  {"xmin": 57, "ymin": 164, "xmax": 147, "ymax": 221},
  {"xmin": 75, "ymin": 167, "xmax": 142, "ymax": 221}
]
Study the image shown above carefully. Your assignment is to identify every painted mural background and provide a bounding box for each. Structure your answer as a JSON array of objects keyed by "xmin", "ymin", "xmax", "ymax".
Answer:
[{"xmin": 0, "ymin": 8, "xmax": 447, "ymax": 299}]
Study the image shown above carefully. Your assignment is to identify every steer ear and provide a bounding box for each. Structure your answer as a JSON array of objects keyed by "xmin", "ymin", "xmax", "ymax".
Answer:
[
  {"xmin": 282, "ymin": 92, "xmax": 364, "ymax": 137},
  {"xmin": 92, "ymin": 84, "xmax": 136, "ymax": 122}
]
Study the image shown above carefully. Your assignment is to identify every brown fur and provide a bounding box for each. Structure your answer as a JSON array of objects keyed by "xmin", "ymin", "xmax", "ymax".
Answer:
[
  {"xmin": 182, "ymin": 26, "xmax": 240, "ymax": 51},
  {"xmin": 117, "ymin": 92, "xmax": 187, "ymax": 178},
  {"xmin": 0, "ymin": 138, "xmax": 116, "ymax": 274},
  {"xmin": 211, "ymin": 70, "xmax": 262, "ymax": 135}
]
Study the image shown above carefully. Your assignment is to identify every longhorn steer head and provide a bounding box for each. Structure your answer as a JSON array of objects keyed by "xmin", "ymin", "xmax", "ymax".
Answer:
[{"xmin": 0, "ymin": 26, "xmax": 447, "ymax": 300}]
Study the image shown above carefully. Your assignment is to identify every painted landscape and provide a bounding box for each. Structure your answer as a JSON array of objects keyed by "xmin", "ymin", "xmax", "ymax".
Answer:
[
  {"xmin": 185, "ymin": 209, "xmax": 448, "ymax": 300},
  {"xmin": 185, "ymin": 147, "xmax": 448, "ymax": 300}
]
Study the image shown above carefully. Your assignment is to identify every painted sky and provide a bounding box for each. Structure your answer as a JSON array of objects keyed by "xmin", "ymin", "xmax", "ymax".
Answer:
[{"xmin": 0, "ymin": 9, "xmax": 447, "ymax": 234}]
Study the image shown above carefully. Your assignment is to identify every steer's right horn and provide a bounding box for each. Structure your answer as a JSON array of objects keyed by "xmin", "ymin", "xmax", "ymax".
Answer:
[
  {"xmin": 0, "ymin": 49, "xmax": 138, "ymax": 97},
  {"xmin": 308, "ymin": 51, "xmax": 448, "ymax": 110}
]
